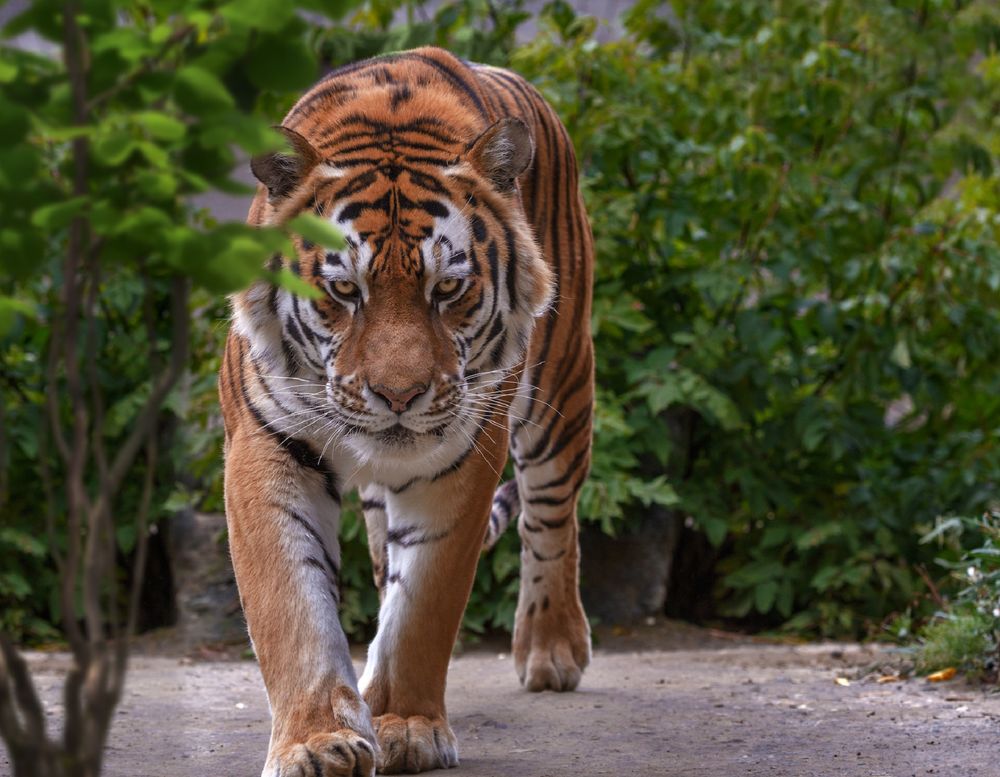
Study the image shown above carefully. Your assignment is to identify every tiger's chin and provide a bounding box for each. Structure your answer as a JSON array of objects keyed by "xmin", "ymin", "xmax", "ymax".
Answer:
[
  {"xmin": 375, "ymin": 423, "xmax": 419, "ymax": 447},
  {"xmin": 342, "ymin": 417, "xmax": 475, "ymax": 485}
]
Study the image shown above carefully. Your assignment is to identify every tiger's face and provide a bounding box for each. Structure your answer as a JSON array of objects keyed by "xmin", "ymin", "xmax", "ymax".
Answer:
[{"xmin": 234, "ymin": 116, "xmax": 553, "ymax": 474}]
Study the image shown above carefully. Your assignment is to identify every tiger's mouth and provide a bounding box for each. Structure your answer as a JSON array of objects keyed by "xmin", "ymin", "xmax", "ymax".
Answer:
[
  {"xmin": 362, "ymin": 418, "xmax": 456, "ymax": 452},
  {"xmin": 376, "ymin": 423, "xmax": 417, "ymax": 447}
]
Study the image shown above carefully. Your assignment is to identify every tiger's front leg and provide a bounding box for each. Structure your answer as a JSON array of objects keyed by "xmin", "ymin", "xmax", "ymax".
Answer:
[
  {"xmin": 225, "ymin": 426, "xmax": 377, "ymax": 777},
  {"xmin": 359, "ymin": 443, "xmax": 503, "ymax": 774}
]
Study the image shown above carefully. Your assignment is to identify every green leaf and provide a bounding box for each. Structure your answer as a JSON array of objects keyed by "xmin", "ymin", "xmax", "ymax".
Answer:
[
  {"xmin": 246, "ymin": 34, "xmax": 318, "ymax": 92},
  {"xmin": 116, "ymin": 524, "xmax": 136, "ymax": 554},
  {"xmin": 287, "ymin": 214, "xmax": 346, "ymax": 250},
  {"xmin": 775, "ymin": 582, "xmax": 794, "ymax": 618},
  {"xmin": 271, "ymin": 267, "xmax": 322, "ymax": 299},
  {"xmin": 754, "ymin": 580, "xmax": 779, "ymax": 613},
  {"xmin": 0, "ymin": 59, "xmax": 17, "ymax": 83},
  {"xmin": 0, "ymin": 95, "xmax": 30, "ymax": 144},
  {"xmin": 699, "ymin": 515, "xmax": 728, "ymax": 547},
  {"xmin": 200, "ymin": 114, "xmax": 282, "ymax": 155},
  {"xmin": 30, "ymin": 197, "xmax": 88, "ymax": 230},
  {"xmin": 0, "ymin": 571, "xmax": 31, "ymax": 599},
  {"xmin": 185, "ymin": 235, "xmax": 270, "ymax": 293},
  {"xmin": 93, "ymin": 130, "xmax": 136, "ymax": 166},
  {"xmin": 0, "ymin": 296, "xmax": 35, "ymax": 336},
  {"xmin": 890, "ymin": 338, "xmax": 912, "ymax": 369},
  {"xmin": 174, "ymin": 66, "xmax": 235, "ymax": 113},
  {"xmin": 135, "ymin": 170, "xmax": 178, "ymax": 199},
  {"xmin": 627, "ymin": 475, "xmax": 680, "ymax": 507},
  {"xmin": 135, "ymin": 111, "xmax": 187, "ymax": 142},
  {"xmin": 91, "ymin": 27, "xmax": 154, "ymax": 62},
  {"xmin": 795, "ymin": 523, "xmax": 844, "ymax": 551},
  {"xmin": 113, "ymin": 206, "xmax": 174, "ymax": 239},
  {"xmin": 135, "ymin": 141, "xmax": 170, "ymax": 168},
  {"xmin": 0, "ymin": 528, "xmax": 45, "ymax": 556},
  {"xmin": 220, "ymin": 0, "xmax": 296, "ymax": 29}
]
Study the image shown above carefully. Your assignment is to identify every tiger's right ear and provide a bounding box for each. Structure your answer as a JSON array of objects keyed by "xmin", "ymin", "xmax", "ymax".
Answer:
[{"xmin": 250, "ymin": 126, "xmax": 321, "ymax": 202}]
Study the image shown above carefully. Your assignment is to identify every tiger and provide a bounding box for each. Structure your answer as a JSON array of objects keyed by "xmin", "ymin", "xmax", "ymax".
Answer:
[{"xmin": 219, "ymin": 46, "xmax": 594, "ymax": 776}]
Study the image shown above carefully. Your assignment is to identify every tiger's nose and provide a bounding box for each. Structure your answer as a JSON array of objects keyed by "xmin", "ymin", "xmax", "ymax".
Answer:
[{"xmin": 369, "ymin": 382, "xmax": 428, "ymax": 414}]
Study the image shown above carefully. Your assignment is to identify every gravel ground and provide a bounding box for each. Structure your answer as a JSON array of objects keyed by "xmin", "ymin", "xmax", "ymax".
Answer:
[{"xmin": 3, "ymin": 628, "xmax": 998, "ymax": 777}]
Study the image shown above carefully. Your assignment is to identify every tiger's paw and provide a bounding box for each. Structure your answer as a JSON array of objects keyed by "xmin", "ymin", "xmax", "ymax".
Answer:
[
  {"xmin": 513, "ymin": 594, "xmax": 591, "ymax": 692},
  {"xmin": 267, "ymin": 729, "xmax": 378, "ymax": 777},
  {"xmin": 373, "ymin": 713, "xmax": 458, "ymax": 773}
]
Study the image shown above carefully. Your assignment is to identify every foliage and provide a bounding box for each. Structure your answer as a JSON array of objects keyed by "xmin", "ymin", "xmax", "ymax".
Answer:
[
  {"xmin": 915, "ymin": 613, "xmax": 995, "ymax": 678},
  {"xmin": 4, "ymin": 0, "xmax": 1000, "ymax": 650},
  {"xmin": 0, "ymin": 0, "xmax": 353, "ymax": 652},
  {"xmin": 512, "ymin": 0, "xmax": 1000, "ymax": 636},
  {"xmin": 915, "ymin": 514, "xmax": 1000, "ymax": 678}
]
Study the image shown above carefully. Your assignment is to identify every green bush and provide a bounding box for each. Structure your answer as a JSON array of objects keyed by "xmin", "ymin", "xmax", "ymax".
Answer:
[
  {"xmin": 916, "ymin": 613, "xmax": 995, "ymax": 677},
  {"xmin": 508, "ymin": 0, "xmax": 1000, "ymax": 636},
  {"xmin": 4, "ymin": 0, "xmax": 1000, "ymax": 645},
  {"xmin": 915, "ymin": 514, "xmax": 1000, "ymax": 677},
  {"xmin": 0, "ymin": 0, "xmax": 356, "ymax": 642}
]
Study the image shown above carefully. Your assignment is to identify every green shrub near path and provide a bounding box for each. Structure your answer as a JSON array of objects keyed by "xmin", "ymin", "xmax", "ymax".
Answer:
[{"xmin": 3, "ymin": 0, "xmax": 1000, "ymax": 646}]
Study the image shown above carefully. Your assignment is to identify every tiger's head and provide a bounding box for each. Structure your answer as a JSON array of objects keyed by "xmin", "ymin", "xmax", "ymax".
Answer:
[{"xmin": 232, "ymin": 98, "xmax": 553, "ymax": 476}]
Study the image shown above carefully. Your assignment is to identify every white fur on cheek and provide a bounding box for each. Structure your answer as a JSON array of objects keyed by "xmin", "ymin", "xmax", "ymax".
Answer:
[{"xmin": 231, "ymin": 282, "xmax": 286, "ymax": 370}]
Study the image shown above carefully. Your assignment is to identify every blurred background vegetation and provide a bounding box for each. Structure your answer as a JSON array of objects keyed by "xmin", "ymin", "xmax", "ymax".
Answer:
[{"xmin": 1, "ymin": 0, "xmax": 999, "ymax": 670}]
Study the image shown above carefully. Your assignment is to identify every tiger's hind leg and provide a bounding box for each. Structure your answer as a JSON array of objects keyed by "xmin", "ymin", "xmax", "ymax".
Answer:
[{"xmin": 508, "ymin": 342, "xmax": 593, "ymax": 692}]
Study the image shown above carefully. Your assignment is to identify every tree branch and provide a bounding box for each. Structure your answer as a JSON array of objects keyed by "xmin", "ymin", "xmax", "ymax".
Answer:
[
  {"xmin": 56, "ymin": 0, "xmax": 91, "ymax": 662},
  {"xmin": 0, "ymin": 635, "xmax": 49, "ymax": 762},
  {"xmin": 114, "ymin": 273, "xmax": 164, "ymax": 690},
  {"xmin": 101, "ymin": 276, "xmax": 189, "ymax": 501}
]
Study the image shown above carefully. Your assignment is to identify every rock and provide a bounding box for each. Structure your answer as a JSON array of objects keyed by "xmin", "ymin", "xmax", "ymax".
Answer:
[
  {"xmin": 579, "ymin": 506, "xmax": 682, "ymax": 624},
  {"xmin": 168, "ymin": 510, "xmax": 246, "ymax": 649}
]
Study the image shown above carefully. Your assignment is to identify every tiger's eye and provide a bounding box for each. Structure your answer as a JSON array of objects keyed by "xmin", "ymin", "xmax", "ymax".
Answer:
[
  {"xmin": 333, "ymin": 280, "xmax": 359, "ymax": 297},
  {"xmin": 434, "ymin": 278, "xmax": 461, "ymax": 298}
]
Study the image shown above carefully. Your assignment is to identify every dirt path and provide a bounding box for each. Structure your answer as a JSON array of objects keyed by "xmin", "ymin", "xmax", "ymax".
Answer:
[{"xmin": 3, "ymin": 634, "xmax": 998, "ymax": 776}]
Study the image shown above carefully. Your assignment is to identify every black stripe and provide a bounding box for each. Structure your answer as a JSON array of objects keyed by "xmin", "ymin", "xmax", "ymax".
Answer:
[
  {"xmin": 530, "ymin": 446, "xmax": 591, "ymax": 491},
  {"xmin": 471, "ymin": 214, "xmax": 486, "ymax": 242},
  {"xmin": 526, "ymin": 491, "xmax": 575, "ymax": 507},
  {"xmin": 333, "ymin": 170, "xmax": 379, "ymax": 200},
  {"xmin": 239, "ymin": 370, "xmax": 341, "ymax": 503},
  {"xmin": 421, "ymin": 199, "xmax": 449, "ymax": 218},
  {"xmin": 288, "ymin": 509, "xmax": 340, "ymax": 579},
  {"xmin": 408, "ymin": 52, "xmax": 488, "ymax": 119},
  {"xmin": 386, "ymin": 526, "xmax": 449, "ymax": 547},
  {"xmin": 489, "ymin": 331, "xmax": 508, "ymax": 367},
  {"xmin": 390, "ymin": 84, "xmax": 412, "ymax": 110},
  {"xmin": 530, "ymin": 546, "xmax": 566, "ymax": 562}
]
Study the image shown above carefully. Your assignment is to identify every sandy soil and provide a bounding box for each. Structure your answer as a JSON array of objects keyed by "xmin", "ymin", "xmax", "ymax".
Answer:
[{"xmin": 3, "ymin": 623, "xmax": 998, "ymax": 777}]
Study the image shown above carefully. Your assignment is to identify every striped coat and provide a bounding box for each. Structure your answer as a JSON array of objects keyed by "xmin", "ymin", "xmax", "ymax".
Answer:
[{"xmin": 219, "ymin": 47, "xmax": 593, "ymax": 776}]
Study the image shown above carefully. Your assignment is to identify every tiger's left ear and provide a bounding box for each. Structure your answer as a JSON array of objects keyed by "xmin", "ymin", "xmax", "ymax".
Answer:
[{"xmin": 467, "ymin": 118, "xmax": 534, "ymax": 192}]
